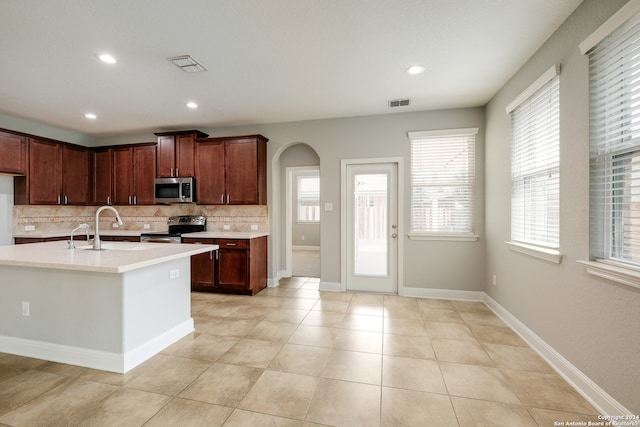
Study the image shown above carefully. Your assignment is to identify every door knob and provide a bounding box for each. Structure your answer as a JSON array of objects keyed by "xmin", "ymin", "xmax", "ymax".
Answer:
[{"xmin": 392, "ymin": 233, "xmax": 397, "ymax": 238}]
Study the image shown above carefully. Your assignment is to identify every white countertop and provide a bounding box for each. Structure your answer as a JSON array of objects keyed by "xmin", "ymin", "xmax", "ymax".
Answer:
[
  {"xmin": 13, "ymin": 230, "xmax": 269, "ymax": 239},
  {"xmin": 13, "ymin": 230, "xmax": 145, "ymax": 239},
  {"xmin": 0, "ymin": 241, "xmax": 218, "ymax": 273},
  {"xmin": 181, "ymin": 231, "xmax": 270, "ymax": 239}
]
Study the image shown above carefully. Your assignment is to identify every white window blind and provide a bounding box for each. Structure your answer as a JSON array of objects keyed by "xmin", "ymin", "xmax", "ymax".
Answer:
[
  {"xmin": 297, "ymin": 175, "xmax": 320, "ymax": 222},
  {"xmin": 587, "ymin": 12, "xmax": 640, "ymax": 266},
  {"xmin": 509, "ymin": 68, "xmax": 560, "ymax": 250},
  {"xmin": 408, "ymin": 128, "xmax": 477, "ymax": 236}
]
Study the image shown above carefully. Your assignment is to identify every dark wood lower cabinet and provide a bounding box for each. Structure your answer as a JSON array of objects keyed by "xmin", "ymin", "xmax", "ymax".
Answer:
[{"xmin": 183, "ymin": 236, "xmax": 267, "ymax": 295}]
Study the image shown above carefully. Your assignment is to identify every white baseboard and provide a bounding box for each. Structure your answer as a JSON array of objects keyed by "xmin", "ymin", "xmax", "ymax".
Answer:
[
  {"xmin": 483, "ymin": 295, "xmax": 632, "ymax": 417},
  {"xmin": 292, "ymin": 245, "xmax": 320, "ymax": 251},
  {"xmin": 122, "ymin": 318, "xmax": 194, "ymax": 373},
  {"xmin": 268, "ymin": 269, "xmax": 288, "ymax": 287},
  {"xmin": 402, "ymin": 286, "xmax": 485, "ymax": 301},
  {"xmin": 319, "ymin": 281, "xmax": 342, "ymax": 292},
  {"xmin": 0, "ymin": 318, "xmax": 194, "ymax": 374}
]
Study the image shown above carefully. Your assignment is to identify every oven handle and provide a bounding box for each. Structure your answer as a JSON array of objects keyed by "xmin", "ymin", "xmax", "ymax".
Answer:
[{"xmin": 141, "ymin": 237, "xmax": 177, "ymax": 243}]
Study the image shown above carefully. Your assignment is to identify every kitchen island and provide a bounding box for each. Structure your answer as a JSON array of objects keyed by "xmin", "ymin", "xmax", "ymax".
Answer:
[{"xmin": 0, "ymin": 240, "xmax": 218, "ymax": 373}]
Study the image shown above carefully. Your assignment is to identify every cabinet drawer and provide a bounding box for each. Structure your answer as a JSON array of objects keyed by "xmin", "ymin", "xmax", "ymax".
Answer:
[{"xmin": 214, "ymin": 239, "xmax": 248, "ymax": 249}]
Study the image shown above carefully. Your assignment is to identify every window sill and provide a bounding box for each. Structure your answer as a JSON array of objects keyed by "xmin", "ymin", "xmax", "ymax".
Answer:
[
  {"xmin": 577, "ymin": 260, "xmax": 640, "ymax": 291},
  {"xmin": 506, "ymin": 241, "xmax": 562, "ymax": 264},
  {"xmin": 409, "ymin": 233, "xmax": 479, "ymax": 242}
]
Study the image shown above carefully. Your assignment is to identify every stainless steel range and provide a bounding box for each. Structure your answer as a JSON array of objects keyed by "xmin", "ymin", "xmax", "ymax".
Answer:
[{"xmin": 140, "ymin": 215, "xmax": 206, "ymax": 243}]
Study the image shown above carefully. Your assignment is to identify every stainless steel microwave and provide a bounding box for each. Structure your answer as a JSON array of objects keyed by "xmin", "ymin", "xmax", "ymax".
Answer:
[{"xmin": 154, "ymin": 177, "xmax": 195, "ymax": 204}]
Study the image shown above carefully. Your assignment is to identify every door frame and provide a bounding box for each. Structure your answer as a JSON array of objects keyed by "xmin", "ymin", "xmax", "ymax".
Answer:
[
  {"xmin": 340, "ymin": 157, "xmax": 404, "ymax": 294},
  {"xmin": 285, "ymin": 165, "xmax": 320, "ymax": 278}
]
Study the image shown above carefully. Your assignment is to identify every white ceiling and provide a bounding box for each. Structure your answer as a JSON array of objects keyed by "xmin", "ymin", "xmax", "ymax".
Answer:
[{"xmin": 0, "ymin": 0, "xmax": 583, "ymax": 137}]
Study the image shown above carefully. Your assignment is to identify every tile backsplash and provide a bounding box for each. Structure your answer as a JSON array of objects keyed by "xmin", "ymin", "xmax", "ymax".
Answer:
[{"xmin": 13, "ymin": 204, "xmax": 269, "ymax": 235}]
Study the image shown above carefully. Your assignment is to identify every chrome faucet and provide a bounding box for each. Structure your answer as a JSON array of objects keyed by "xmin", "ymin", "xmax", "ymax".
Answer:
[
  {"xmin": 68, "ymin": 223, "xmax": 89, "ymax": 250},
  {"xmin": 94, "ymin": 206, "xmax": 124, "ymax": 250}
]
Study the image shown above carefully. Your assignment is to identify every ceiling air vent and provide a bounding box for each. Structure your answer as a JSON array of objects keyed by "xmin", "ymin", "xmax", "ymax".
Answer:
[
  {"xmin": 167, "ymin": 55, "xmax": 207, "ymax": 73},
  {"xmin": 388, "ymin": 99, "xmax": 411, "ymax": 108}
]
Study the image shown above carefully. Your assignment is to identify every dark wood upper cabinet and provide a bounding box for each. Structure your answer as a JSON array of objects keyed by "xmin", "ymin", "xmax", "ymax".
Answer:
[
  {"xmin": 17, "ymin": 138, "xmax": 89, "ymax": 205},
  {"xmin": 62, "ymin": 145, "xmax": 90, "ymax": 205},
  {"xmin": 27, "ymin": 138, "xmax": 63, "ymax": 205},
  {"xmin": 133, "ymin": 144, "xmax": 157, "ymax": 205},
  {"xmin": 112, "ymin": 144, "xmax": 156, "ymax": 205},
  {"xmin": 155, "ymin": 130, "xmax": 208, "ymax": 178},
  {"xmin": 0, "ymin": 130, "xmax": 27, "ymax": 175},
  {"xmin": 112, "ymin": 147, "xmax": 134, "ymax": 205},
  {"xmin": 92, "ymin": 148, "xmax": 113, "ymax": 205},
  {"xmin": 195, "ymin": 135, "xmax": 268, "ymax": 205},
  {"xmin": 195, "ymin": 139, "xmax": 225, "ymax": 204}
]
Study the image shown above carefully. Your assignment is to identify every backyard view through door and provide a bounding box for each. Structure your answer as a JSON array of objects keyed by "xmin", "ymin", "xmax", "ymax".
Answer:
[{"xmin": 346, "ymin": 163, "xmax": 398, "ymax": 293}]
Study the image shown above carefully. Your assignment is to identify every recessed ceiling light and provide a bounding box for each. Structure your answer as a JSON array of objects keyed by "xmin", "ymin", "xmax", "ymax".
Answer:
[
  {"xmin": 186, "ymin": 102, "xmax": 198, "ymax": 109},
  {"xmin": 406, "ymin": 65, "xmax": 425, "ymax": 75},
  {"xmin": 97, "ymin": 54, "xmax": 116, "ymax": 64},
  {"xmin": 84, "ymin": 113, "xmax": 97, "ymax": 119}
]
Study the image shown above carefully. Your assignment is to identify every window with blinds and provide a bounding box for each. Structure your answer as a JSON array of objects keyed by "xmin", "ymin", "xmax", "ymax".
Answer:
[
  {"xmin": 297, "ymin": 174, "xmax": 320, "ymax": 222},
  {"xmin": 408, "ymin": 128, "xmax": 477, "ymax": 237},
  {"xmin": 507, "ymin": 66, "xmax": 560, "ymax": 250},
  {"xmin": 587, "ymin": 12, "xmax": 640, "ymax": 266}
]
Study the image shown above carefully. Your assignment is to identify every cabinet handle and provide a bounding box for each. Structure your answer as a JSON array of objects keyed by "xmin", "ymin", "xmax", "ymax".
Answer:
[
  {"xmin": 171, "ymin": 167, "xmax": 174, "ymax": 177},
  {"xmin": 227, "ymin": 194, "xmax": 230, "ymax": 204},
  {"xmin": 215, "ymin": 250, "xmax": 218, "ymax": 260},
  {"xmin": 107, "ymin": 196, "xmax": 111, "ymax": 205},
  {"xmin": 225, "ymin": 242, "xmax": 237, "ymax": 247},
  {"xmin": 221, "ymin": 194, "xmax": 225, "ymax": 204},
  {"xmin": 57, "ymin": 195, "xmax": 61, "ymax": 204},
  {"xmin": 64, "ymin": 195, "xmax": 68, "ymax": 205},
  {"xmin": 209, "ymin": 251, "xmax": 213, "ymax": 260},
  {"xmin": 176, "ymin": 167, "xmax": 179, "ymax": 177},
  {"xmin": 133, "ymin": 195, "xmax": 137, "ymax": 205},
  {"xmin": 128, "ymin": 196, "xmax": 132, "ymax": 205}
]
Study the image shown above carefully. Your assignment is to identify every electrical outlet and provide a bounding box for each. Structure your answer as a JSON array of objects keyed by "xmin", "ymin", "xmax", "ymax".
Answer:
[
  {"xmin": 21, "ymin": 301, "xmax": 30, "ymax": 316},
  {"xmin": 301, "ymin": 235, "xmax": 305, "ymax": 241},
  {"xmin": 170, "ymin": 269, "xmax": 180, "ymax": 279},
  {"xmin": 251, "ymin": 224, "xmax": 258, "ymax": 231},
  {"xmin": 143, "ymin": 224, "xmax": 150, "ymax": 229},
  {"xmin": 223, "ymin": 225, "xmax": 231, "ymax": 230},
  {"xmin": 112, "ymin": 223, "xmax": 119, "ymax": 228},
  {"xmin": 492, "ymin": 274, "xmax": 497, "ymax": 286},
  {"xmin": 24, "ymin": 225, "xmax": 36, "ymax": 231}
]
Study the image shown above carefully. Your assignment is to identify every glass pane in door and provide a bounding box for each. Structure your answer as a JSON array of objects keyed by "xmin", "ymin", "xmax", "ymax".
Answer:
[{"xmin": 353, "ymin": 173, "xmax": 388, "ymax": 276}]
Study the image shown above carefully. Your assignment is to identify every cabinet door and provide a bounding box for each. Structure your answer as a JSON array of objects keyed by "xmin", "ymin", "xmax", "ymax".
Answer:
[
  {"xmin": 224, "ymin": 138, "xmax": 259, "ymax": 204},
  {"xmin": 112, "ymin": 147, "xmax": 134, "ymax": 205},
  {"xmin": 156, "ymin": 135, "xmax": 175, "ymax": 178},
  {"xmin": 133, "ymin": 145, "xmax": 156, "ymax": 205},
  {"xmin": 92, "ymin": 148, "xmax": 112, "ymax": 205},
  {"xmin": 62, "ymin": 145, "xmax": 90, "ymax": 205},
  {"xmin": 0, "ymin": 131, "xmax": 27, "ymax": 175},
  {"xmin": 183, "ymin": 238, "xmax": 216, "ymax": 291},
  {"xmin": 176, "ymin": 134, "xmax": 196, "ymax": 177},
  {"xmin": 195, "ymin": 140, "xmax": 225, "ymax": 204},
  {"xmin": 28, "ymin": 138, "xmax": 62, "ymax": 205},
  {"xmin": 215, "ymin": 240, "xmax": 250, "ymax": 293}
]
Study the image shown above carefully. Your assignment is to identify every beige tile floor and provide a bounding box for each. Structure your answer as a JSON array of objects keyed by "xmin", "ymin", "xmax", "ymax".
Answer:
[{"xmin": 0, "ymin": 277, "xmax": 602, "ymax": 427}]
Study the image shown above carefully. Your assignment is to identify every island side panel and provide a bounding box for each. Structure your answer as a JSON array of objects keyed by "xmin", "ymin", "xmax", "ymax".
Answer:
[
  {"xmin": 121, "ymin": 257, "xmax": 193, "ymax": 356},
  {"xmin": 0, "ymin": 265, "xmax": 124, "ymax": 353}
]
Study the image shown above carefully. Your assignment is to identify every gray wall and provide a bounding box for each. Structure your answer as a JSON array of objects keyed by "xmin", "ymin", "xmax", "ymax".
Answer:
[
  {"xmin": 185, "ymin": 108, "xmax": 486, "ymax": 289},
  {"xmin": 485, "ymin": 0, "xmax": 639, "ymax": 412}
]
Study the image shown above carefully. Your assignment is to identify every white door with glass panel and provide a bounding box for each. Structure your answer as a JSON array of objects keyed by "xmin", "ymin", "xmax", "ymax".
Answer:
[{"xmin": 345, "ymin": 163, "xmax": 398, "ymax": 293}]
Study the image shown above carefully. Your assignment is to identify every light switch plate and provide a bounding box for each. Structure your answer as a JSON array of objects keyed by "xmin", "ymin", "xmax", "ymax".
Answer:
[
  {"xmin": 223, "ymin": 225, "xmax": 231, "ymax": 230},
  {"xmin": 24, "ymin": 225, "xmax": 36, "ymax": 231},
  {"xmin": 324, "ymin": 202, "xmax": 333, "ymax": 211}
]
